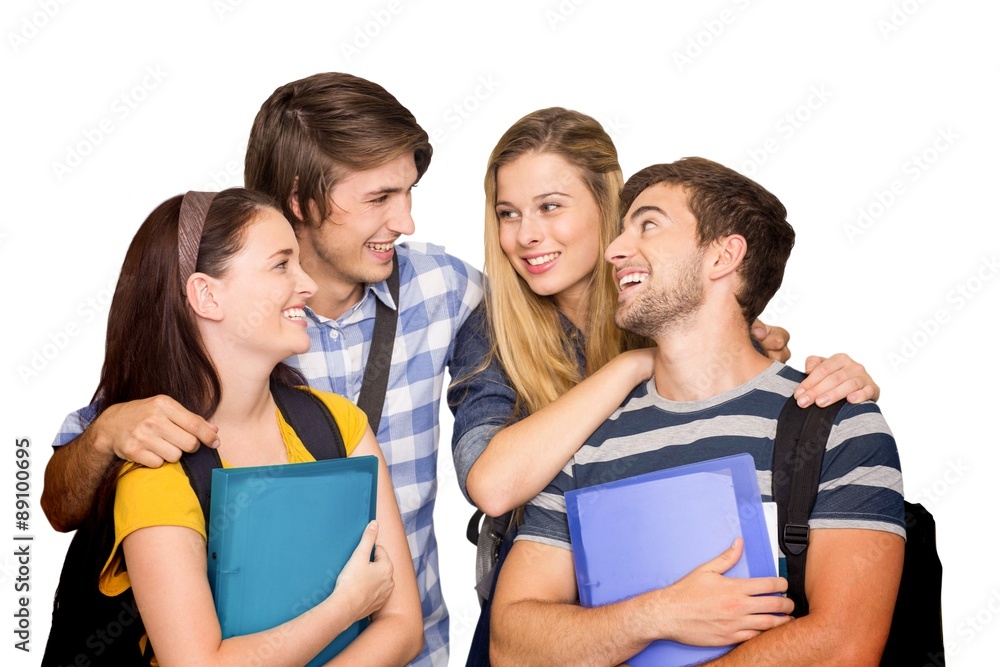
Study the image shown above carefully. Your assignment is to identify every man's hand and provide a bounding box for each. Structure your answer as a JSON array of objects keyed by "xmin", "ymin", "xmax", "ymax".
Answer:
[
  {"xmin": 751, "ymin": 319, "xmax": 790, "ymax": 363},
  {"xmin": 95, "ymin": 395, "xmax": 219, "ymax": 467},
  {"xmin": 42, "ymin": 395, "xmax": 218, "ymax": 531},
  {"xmin": 794, "ymin": 353, "xmax": 880, "ymax": 407},
  {"xmin": 641, "ymin": 538, "xmax": 793, "ymax": 647}
]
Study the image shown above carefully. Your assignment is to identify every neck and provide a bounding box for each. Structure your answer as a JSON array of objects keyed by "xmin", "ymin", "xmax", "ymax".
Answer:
[
  {"xmin": 199, "ymin": 329, "xmax": 287, "ymax": 464},
  {"xmin": 553, "ymin": 284, "xmax": 591, "ymax": 334},
  {"xmin": 303, "ymin": 265, "xmax": 365, "ymax": 321},
  {"xmin": 649, "ymin": 302, "xmax": 773, "ymax": 402}
]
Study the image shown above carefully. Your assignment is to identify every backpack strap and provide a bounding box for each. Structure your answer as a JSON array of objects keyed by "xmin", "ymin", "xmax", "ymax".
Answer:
[
  {"xmin": 180, "ymin": 440, "xmax": 224, "ymax": 527},
  {"xmin": 773, "ymin": 397, "xmax": 847, "ymax": 617},
  {"xmin": 180, "ymin": 385, "xmax": 347, "ymax": 525},
  {"xmin": 356, "ymin": 254, "xmax": 400, "ymax": 434},
  {"xmin": 272, "ymin": 383, "xmax": 347, "ymax": 460}
]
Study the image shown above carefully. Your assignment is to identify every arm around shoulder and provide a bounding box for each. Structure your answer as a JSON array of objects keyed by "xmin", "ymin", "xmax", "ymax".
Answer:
[{"xmin": 42, "ymin": 396, "xmax": 218, "ymax": 532}]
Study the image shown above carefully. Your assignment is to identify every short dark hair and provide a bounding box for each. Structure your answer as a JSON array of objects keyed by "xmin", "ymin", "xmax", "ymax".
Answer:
[
  {"xmin": 244, "ymin": 72, "xmax": 432, "ymax": 228},
  {"xmin": 620, "ymin": 157, "xmax": 795, "ymax": 324}
]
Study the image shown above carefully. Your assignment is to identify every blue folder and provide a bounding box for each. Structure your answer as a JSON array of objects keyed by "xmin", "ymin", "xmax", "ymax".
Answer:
[
  {"xmin": 565, "ymin": 453, "xmax": 775, "ymax": 667},
  {"xmin": 206, "ymin": 455, "xmax": 378, "ymax": 666}
]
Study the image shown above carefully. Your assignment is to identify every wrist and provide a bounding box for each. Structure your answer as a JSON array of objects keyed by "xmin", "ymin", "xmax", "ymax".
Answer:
[{"xmin": 86, "ymin": 415, "xmax": 119, "ymax": 460}]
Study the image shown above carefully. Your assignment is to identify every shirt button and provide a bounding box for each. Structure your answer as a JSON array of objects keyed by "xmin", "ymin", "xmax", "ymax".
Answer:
[{"xmin": 329, "ymin": 330, "xmax": 340, "ymax": 340}]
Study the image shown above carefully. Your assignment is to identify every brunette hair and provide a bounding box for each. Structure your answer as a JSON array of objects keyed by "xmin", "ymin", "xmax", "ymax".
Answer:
[
  {"xmin": 244, "ymin": 72, "xmax": 432, "ymax": 228},
  {"xmin": 619, "ymin": 157, "xmax": 795, "ymax": 324},
  {"xmin": 86, "ymin": 188, "xmax": 304, "ymax": 565}
]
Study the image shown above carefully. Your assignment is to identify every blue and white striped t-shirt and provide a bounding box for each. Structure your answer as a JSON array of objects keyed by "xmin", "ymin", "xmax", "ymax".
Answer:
[{"xmin": 518, "ymin": 362, "xmax": 905, "ymax": 552}]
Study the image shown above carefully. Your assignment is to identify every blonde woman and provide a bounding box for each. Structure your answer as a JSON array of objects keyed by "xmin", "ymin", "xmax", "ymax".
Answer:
[{"xmin": 447, "ymin": 108, "xmax": 879, "ymax": 664}]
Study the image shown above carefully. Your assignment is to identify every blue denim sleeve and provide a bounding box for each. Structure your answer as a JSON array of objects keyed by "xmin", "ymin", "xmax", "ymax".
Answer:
[{"xmin": 447, "ymin": 303, "xmax": 523, "ymax": 503}]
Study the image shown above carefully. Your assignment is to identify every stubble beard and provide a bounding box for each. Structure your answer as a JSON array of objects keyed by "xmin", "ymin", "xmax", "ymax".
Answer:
[{"xmin": 615, "ymin": 254, "xmax": 705, "ymax": 339}]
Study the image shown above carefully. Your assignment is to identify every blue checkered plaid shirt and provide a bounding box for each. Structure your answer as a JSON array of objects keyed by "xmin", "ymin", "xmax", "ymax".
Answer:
[{"xmin": 53, "ymin": 242, "xmax": 483, "ymax": 667}]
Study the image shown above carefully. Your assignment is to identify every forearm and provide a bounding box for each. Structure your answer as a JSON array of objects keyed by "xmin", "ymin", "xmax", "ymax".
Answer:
[
  {"xmin": 492, "ymin": 596, "xmax": 651, "ymax": 667},
  {"xmin": 467, "ymin": 352, "xmax": 648, "ymax": 516},
  {"xmin": 201, "ymin": 592, "xmax": 362, "ymax": 667},
  {"xmin": 705, "ymin": 612, "xmax": 882, "ymax": 667},
  {"xmin": 41, "ymin": 430, "xmax": 115, "ymax": 531},
  {"xmin": 325, "ymin": 610, "xmax": 422, "ymax": 666}
]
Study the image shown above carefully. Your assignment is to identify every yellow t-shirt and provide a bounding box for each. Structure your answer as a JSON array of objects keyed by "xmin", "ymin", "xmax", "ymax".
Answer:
[{"xmin": 99, "ymin": 388, "xmax": 367, "ymax": 596}]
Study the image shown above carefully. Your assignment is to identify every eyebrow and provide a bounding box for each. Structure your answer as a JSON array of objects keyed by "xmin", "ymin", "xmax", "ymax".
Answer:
[
  {"xmin": 362, "ymin": 177, "xmax": 419, "ymax": 199},
  {"xmin": 267, "ymin": 248, "xmax": 294, "ymax": 260},
  {"xmin": 630, "ymin": 205, "xmax": 669, "ymax": 222},
  {"xmin": 495, "ymin": 191, "xmax": 572, "ymax": 208}
]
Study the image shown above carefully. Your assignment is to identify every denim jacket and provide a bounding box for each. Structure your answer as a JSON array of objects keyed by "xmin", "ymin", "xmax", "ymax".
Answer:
[{"xmin": 447, "ymin": 303, "xmax": 585, "ymax": 503}]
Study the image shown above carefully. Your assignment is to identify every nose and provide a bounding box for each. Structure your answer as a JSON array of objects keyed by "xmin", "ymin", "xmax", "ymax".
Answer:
[
  {"xmin": 387, "ymin": 196, "xmax": 415, "ymax": 236},
  {"xmin": 516, "ymin": 213, "xmax": 544, "ymax": 248},
  {"xmin": 297, "ymin": 264, "xmax": 318, "ymax": 299},
  {"xmin": 605, "ymin": 229, "xmax": 632, "ymax": 266}
]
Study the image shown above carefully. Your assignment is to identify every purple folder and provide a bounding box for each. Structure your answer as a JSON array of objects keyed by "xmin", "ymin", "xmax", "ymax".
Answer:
[{"xmin": 565, "ymin": 453, "xmax": 775, "ymax": 667}]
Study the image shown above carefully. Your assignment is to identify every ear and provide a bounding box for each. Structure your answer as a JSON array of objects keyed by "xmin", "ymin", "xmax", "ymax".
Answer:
[
  {"xmin": 185, "ymin": 273, "xmax": 224, "ymax": 322},
  {"xmin": 706, "ymin": 234, "xmax": 747, "ymax": 281},
  {"xmin": 287, "ymin": 176, "xmax": 305, "ymax": 223}
]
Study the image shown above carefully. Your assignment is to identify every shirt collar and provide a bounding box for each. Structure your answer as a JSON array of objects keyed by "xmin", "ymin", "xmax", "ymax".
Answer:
[{"xmin": 303, "ymin": 280, "xmax": 398, "ymax": 325}]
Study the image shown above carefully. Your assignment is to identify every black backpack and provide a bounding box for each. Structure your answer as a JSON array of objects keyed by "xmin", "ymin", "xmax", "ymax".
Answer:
[
  {"xmin": 41, "ymin": 385, "xmax": 346, "ymax": 666},
  {"xmin": 773, "ymin": 397, "xmax": 945, "ymax": 666}
]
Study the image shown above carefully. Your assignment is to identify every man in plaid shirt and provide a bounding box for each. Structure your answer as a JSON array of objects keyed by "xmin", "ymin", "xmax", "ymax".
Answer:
[{"xmin": 42, "ymin": 72, "xmax": 483, "ymax": 667}]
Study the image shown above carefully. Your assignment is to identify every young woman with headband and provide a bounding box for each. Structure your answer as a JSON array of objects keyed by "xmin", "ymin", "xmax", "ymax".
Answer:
[{"xmin": 49, "ymin": 189, "xmax": 422, "ymax": 666}]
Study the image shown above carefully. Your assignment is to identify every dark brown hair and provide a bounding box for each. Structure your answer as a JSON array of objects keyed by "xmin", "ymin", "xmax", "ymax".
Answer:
[
  {"xmin": 244, "ymin": 72, "xmax": 432, "ymax": 228},
  {"xmin": 87, "ymin": 189, "xmax": 304, "ymax": 554},
  {"xmin": 94, "ymin": 188, "xmax": 303, "ymax": 420},
  {"xmin": 620, "ymin": 157, "xmax": 795, "ymax": 324}
]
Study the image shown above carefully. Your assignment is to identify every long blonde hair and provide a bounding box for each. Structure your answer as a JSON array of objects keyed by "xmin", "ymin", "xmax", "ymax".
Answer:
[{"xmin": 481, "ymin": 108, "xmax": 642, "ymax": 416}]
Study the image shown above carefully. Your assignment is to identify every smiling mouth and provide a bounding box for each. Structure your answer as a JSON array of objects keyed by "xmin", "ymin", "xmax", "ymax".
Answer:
[
  {"xmin": 525, "ymin": 252, "xmax": 560, "ymax": 266},
  {"xmin": 366, "ymin": 242, "xmax": 395, "ymax": 253},
  {"xmin": 281, "ymin": 307, "xmax": 306, "ymax": 321},
  {"xmin": 618, "ymin": 272, "xmax": 648, "ymax": 292}
]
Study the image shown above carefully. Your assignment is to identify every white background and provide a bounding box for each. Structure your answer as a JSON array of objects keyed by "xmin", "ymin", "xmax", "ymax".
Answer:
[{"xmin": 3, "ymin": 0, "xmax": 998, "ymax": 664}]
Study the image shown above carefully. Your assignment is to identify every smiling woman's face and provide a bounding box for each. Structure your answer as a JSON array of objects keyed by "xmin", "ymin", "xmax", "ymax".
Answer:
[
  {"xmin": 210, "ymin": 208, "xmax": 318, "ymax": 362},
  {"xmin": 496, "ymin": 151, "xmax": 603, "ymax": 315}
]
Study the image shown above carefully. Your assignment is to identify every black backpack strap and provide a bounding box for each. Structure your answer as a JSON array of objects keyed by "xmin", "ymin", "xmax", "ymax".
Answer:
[
  {"xmin": 357, "ymin": 254, "xmax": 400, "ymax": 434},
  {"xmin": 180, "ymin": 443, "xmax": 224, "ymax": 526},
  {"xmin": 773, "ymin": 397, "xmax": 847, "ymax": 617},
  {"xmin": 272, "ymin": 383, "xmax": 347, "ymax": 460},
  {"xmin": 182, "ymin": 385, "xmax": 347, "ymax": 521}
]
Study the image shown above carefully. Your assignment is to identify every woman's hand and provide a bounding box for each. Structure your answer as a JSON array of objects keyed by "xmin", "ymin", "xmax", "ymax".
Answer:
[
  {"xmin": 614, "ymin": 347, "xmax": 657, "ymax": 385},
  {"xmin": 330, "ymin": 520, "xmax": 395, "ymax": 622},
  {"xmin": 795, "ymin": 353, "xmax": 880, "ymax": 407},
  {"xmin": 751, "ymin": 319, "xmax": 791, "ymax": 363}
]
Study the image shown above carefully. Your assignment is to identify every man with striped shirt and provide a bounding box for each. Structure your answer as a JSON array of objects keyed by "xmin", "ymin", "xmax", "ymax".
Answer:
[{"xmin": 491, "ymin": 158, "xmax": 905, "ymax": 666}]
